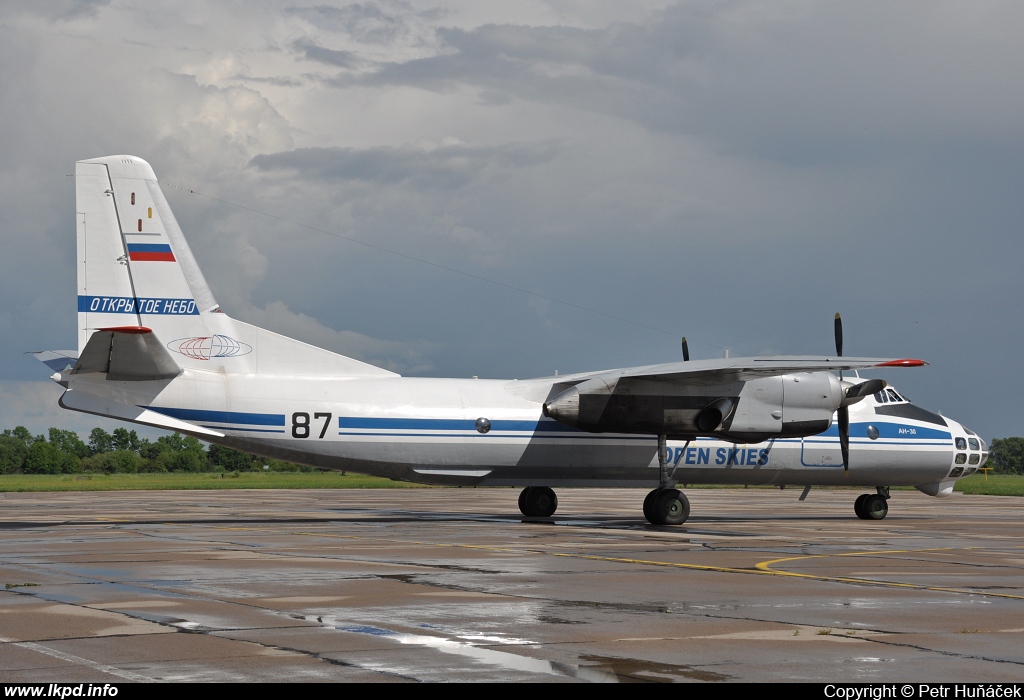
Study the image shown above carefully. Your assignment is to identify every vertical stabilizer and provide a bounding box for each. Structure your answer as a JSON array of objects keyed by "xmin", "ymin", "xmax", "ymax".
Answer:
[
  {"xmin": 75, "ymin": 155, "xmax": 397, "ymax": 378},
  {"xmin": 77, "ymin": 155, "xmax": 217, "ymax": 357}
]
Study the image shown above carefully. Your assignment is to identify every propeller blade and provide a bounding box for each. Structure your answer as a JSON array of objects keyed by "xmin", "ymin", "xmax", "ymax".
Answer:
[
  {"xmin": 846, "ymin": 378, "xmax": 887, "ymax": 400},
  {"xmin": 681, "ymin": 337, "xmax": 690, "ymax": 362},
  {"xmin": 838, "ymin": 405, "xmax": 850, "ymax": 472},
  {"xmin": 834, "ymin": 313, "xmax": 843, "ymax": 357}
]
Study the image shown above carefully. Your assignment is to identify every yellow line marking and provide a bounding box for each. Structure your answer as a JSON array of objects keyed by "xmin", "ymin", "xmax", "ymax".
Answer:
[{"xmin": 168, "ymin": 523, "xmax": 1024, "ymax": 601}]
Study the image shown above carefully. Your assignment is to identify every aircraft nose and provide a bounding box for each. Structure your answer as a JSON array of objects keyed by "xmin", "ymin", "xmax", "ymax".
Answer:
[{"xmin": 951, "ymin": 420, "xmax": 989, "ymax": 472}]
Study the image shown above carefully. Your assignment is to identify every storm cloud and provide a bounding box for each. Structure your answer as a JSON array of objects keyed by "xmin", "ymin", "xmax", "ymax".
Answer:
[{"xmin": 0, "ymin": 1, "xmax": 1020, "ymax": 440}]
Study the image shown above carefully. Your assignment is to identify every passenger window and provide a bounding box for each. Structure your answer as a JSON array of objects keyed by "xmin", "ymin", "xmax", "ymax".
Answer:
[
  {"xmin": 968, "ymin": 454, "xmax": 980, "ymax": 465},
  {"xmin": 955, "ymin": 437, "xmax": 967, "ymax": 450},
  {"xmin": 968, "ymin": 438, "xmax": 979, "ymax": 451},
  {"xmin": 955, "ymin": 453, "xmax": 967, "ymax": 464}
]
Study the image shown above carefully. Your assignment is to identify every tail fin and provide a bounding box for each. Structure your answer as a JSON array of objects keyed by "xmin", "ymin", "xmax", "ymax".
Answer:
[{"xmin": 75, "ymin": 156, "xmax": 396, "ymax": 378}]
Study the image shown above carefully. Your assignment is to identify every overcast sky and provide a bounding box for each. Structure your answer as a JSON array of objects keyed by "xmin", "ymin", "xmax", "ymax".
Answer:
[{"xmin": 1, "ymin": 0, "xmax": 1021, "ymax": 440}]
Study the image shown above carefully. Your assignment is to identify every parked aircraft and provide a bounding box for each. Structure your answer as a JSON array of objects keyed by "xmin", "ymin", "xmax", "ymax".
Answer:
[{"xmin": 33, "ymin": 156, "xmax": 988, "ymax": 525}]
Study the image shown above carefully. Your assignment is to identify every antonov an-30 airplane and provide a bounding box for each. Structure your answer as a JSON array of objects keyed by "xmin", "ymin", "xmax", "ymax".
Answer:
[{"xmin": 32, "ymin": 156, "xmax": 989, "ymax": 525}]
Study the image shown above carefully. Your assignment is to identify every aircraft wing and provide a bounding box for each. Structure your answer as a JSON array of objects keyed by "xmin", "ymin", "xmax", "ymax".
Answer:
[
  {"xmin": 536, "ymin": 356, "xmax": 925, "ymax": 388},
  {"xmin": 614, "ymin": 355, "xmax": 925, "ymax": 385}
]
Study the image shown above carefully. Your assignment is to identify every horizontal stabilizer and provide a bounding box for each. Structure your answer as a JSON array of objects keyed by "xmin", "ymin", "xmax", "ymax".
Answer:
[
  {"xmin": 59, "ymin": 389, "xmax": 224, "ymax": 438},
  {"xmin": 74, "ymin": 327, "xmax": 181, "ymax": 381},
  {"xmin": 28, "ymin": 350, "xmax": 79, "ymax": 373}
]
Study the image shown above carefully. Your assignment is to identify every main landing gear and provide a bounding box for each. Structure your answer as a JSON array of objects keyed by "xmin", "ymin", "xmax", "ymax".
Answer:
[
  {"xmin": 518, "ymin": 486, "xmax": 558, "ymax": 518},
  {"xmin": 643, "ymin": 434, "xmax": 691, "ymax": 526},
  {"xmin": 854, "ymin": 486, "xmax": 890, "ymax": 520}
]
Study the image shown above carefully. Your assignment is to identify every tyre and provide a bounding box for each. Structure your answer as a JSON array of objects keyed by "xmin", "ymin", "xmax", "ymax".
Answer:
[
  {"xmin": 652, "ymin": 489, "xmax": 690, "ymax": 526},
  {"xmin": 525, "ymin": 486, "xmax": 557, "ymax": 517},
  {"xmin": 862, "ymin": 494, "xmax": 888, "ymax": 520}
]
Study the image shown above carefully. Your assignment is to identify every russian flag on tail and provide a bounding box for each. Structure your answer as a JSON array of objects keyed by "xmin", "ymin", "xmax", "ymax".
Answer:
[{"xmin": 127, "ymin": 243, "xmax": 175, "ymax": 262}]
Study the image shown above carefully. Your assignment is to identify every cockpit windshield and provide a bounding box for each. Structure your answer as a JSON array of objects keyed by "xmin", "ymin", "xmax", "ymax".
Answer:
[{"xmin": 874, "ymin": 387, "xmax": 909, "ymax": 404}]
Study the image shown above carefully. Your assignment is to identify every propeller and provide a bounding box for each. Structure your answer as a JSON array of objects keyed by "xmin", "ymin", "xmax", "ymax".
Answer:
[
  {"xmin": 833, "ymin": 314, "xmax": 887, "ymax": 471},
  {"xmin": 681, "ymin": 337, "xmax": 690, "ymax": 362},
  {"xmin": 835, "ymin": 313, "xmax": 850, "ymax": 471}
]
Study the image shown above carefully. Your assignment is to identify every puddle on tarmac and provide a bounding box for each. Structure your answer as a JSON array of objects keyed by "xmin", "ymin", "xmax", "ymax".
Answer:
[
  {"xmin": 334, "ymin": 621, "xmax": 728, "ymax": 682},
  {"xmin": 577, "ymin": 654, "xmax": 730, "ymax": 682}
]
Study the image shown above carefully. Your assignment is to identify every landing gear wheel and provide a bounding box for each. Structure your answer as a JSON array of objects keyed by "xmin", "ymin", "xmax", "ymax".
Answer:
[
  {"xmin": 861, "ymin": 494, "xmax": 888, "ymax": 520},
  {"xmin": 643, "ymin": 489, "xmax": 658, "ymax": 522},
  {"xmin": 854, "ymin": 493, "xmax": 869, "ymax": 519},
  {"xmin": 518, "ymin": 487, "xmax": 532, "ymax": 514},
  {"xmin": 646, "ymin": 489, "xmax": 690, "ymax": 526},
  {"xmin": 519, "ymin": 486, "xmax": 557, "ymax": 517}
]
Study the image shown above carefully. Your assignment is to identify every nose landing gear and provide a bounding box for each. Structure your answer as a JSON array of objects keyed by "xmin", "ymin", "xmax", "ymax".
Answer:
[{"xmin": 854, "ymin": 486, "xmax": 890, "ymax": 520}]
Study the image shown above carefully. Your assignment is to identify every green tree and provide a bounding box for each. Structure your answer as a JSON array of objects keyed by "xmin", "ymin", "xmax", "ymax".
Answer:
[
  {"xmin": 989, "ymin": 437, "xmax": 1024, "ymax": 474},
  {"xmin": 3, "ymin": 426, "xmax": 41, "ymax": 448},
  {"xmin": 146, "ymin": 432, "xmax": 207, "ymax": 472},
  {"xmin": 85, "ymin": 450, "xmax": 142, "ymax": 474},
  {"xmin": 0, "ymin": 436, "xmax": 29, "ymax": 474},
  {"xmin": 48, "ymin": 428, "xmax": 90, "ymax": 459},
  {"xmin": 88, "ymin": 428, "xmax": 113, "ymax": 455},
  {"xmin": 111, "ymin": 428, "xmax": 141, "ymax": 454},
  {"xmin": 24, "ymin": 441, "xmax": 80, "ymax": 474},
  {"xmin": 208, "ymin": 444, "xmax": 259, "ymax": 472}
]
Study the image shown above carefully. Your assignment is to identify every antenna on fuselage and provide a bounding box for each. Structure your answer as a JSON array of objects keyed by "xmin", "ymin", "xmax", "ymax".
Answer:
[{"xmin": 681, "ymin": 337, "xmax": 689, "ymax": 362}]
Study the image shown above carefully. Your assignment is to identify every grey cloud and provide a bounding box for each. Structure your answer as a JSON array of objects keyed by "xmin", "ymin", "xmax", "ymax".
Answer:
[
  {"xmin": 292, "ymin": 38, "xmax": 360, "ymax": 68},
  {"xmin": 250, "ymin": 142, "xmax": 560, "ymax": 188},
  {"xmin": 347, "ymin": 4, "xmax": 1024, "ymax": 167},
  {"xmin": 1, "ymin": 0, "xmax": 111, "ymax": 21},
  {"xmin": 230, "ymin": 73, "xmax": 304, "ymax": 87},
  {"xmin": 287, "ymin": 3, "xmax": 411, "ymax": 44}
]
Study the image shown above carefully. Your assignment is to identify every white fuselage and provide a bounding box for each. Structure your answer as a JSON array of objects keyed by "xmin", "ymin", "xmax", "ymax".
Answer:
[{"xmin": 64, "ymin": 368, "xmax": 978, "ymax": 492}]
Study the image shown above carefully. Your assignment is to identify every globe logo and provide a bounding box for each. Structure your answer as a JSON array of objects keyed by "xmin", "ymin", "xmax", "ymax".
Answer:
[{"xmin": 168, "ymin": 335, "xmax": 253, "ymax": 360}]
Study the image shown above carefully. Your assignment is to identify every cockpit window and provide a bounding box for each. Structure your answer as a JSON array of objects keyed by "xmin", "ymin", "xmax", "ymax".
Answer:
[
  {"xmin": 874, "ymin": 391, "xmax": 887, "ymax": 403},
  {"xmin": 886, "ymin": 388, "xmax": 902, "ymax": 403},
  {"xmin": 968, "ymin": 454, "xmax": 980, "ymax": 465},
  {"xmin": 955, "ymin": 437, "xmax": 967, "ymax": 450},
  {"xmin": 955, "ymin": 453, "xmax": 967, "ymax": 464},
  {"xmin": 968, "ymin": 438, "xmax": 979, "ymax": 451}
]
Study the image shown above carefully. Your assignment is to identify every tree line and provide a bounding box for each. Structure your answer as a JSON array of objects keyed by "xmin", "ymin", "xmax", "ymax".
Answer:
[{"xmin": 0, "ymin": 426, "xmax": 315, "ymax": 475}]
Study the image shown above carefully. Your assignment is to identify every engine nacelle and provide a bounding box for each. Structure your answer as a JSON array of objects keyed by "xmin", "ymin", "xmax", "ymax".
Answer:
[{"xmin": 542, "ymin": 371, "xmax": 844, "ymax": 440}]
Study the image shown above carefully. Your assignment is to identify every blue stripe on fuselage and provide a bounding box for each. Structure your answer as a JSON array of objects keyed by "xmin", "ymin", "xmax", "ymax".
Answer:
[
  {"xmin": 145, "ymin": 406, "xmax": 285, "ymax": 426},
  {"xmin": 812, "ymin": 422, "xmax": 950, "ymax": 440},
  {"xmin": 337, "ymin": 417, "xmax": 578, "ymax": 433}
]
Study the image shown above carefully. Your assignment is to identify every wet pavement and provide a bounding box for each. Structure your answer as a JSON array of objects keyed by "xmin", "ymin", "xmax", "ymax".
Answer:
[{"xmin": 0, "ymin": 487, "xmax": 1022, "ymax": 682}]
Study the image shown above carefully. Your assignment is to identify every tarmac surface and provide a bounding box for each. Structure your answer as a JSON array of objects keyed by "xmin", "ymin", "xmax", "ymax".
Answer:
[{"xmin": 1, "ymin": 486, "xmax": 1023, "ymax": 683}]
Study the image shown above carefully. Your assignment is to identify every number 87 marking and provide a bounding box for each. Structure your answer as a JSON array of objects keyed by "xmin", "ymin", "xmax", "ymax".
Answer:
[{"xmin": 292, "ymin": 412, "xmax": 332, "ymax": 439}]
